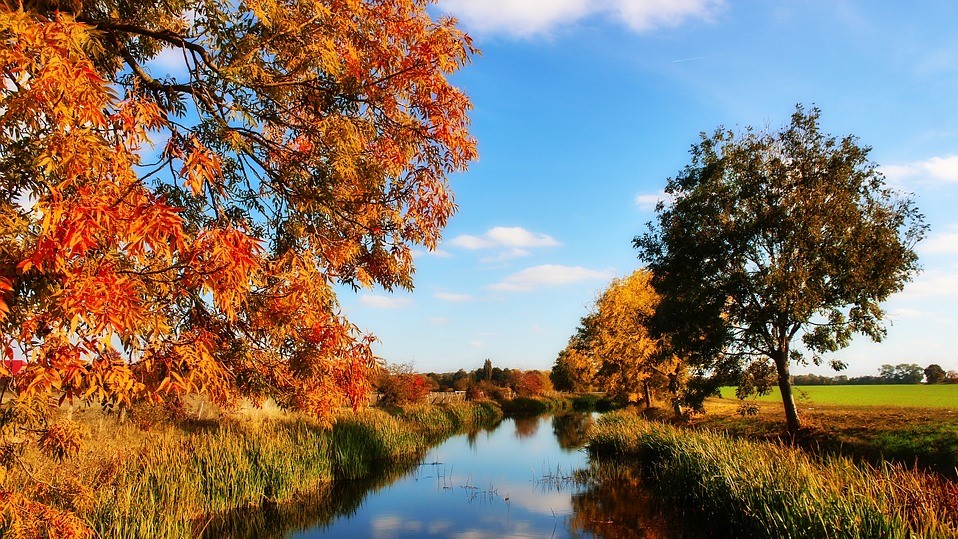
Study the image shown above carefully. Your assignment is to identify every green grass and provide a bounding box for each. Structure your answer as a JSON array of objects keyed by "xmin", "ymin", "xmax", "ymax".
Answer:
[
  {"xmin": 719, "ymin": 384, "xmax": 958, "ymax": 408},
  {"xmin": 589, "ymin": 410, "xmax": 958, "ymax": 539}
]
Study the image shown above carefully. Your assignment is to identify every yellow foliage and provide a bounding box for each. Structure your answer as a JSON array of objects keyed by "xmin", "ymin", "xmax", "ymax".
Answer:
[{"xmin": 590, "ymin": 270, "xmax": 683, "ymax": 402}]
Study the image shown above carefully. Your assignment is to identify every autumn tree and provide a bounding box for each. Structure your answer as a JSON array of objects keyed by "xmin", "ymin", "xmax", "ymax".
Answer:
[
  {"xmin": 590, "ymin": 270, "xmax": 685, "ymax": 415},
  {"xmin": 0, "ymin": 0, "xmax": 476, "ymax": 526},
  {"xmin": 375, "ymin": 363, "xmax": 430, "ymax": 406},
  {"xmin": 510, "ymin": 370, "xmax": 551, "ymax": 397},
  {"xmin": 551, "ymin": 314, "xmax": 599, "ymax": 392},
  {"xmin": 636, "ymin": 105, "xmax": 926, "ymax": 435}
]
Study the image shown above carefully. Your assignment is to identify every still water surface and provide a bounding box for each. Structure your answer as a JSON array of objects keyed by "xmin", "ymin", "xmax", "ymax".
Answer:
[
  {"xmin": 295, "ymin": 414, "xmax": 593, "ymax": 539},
  {"xmin": 208, "ymin": 413, "xmax": 693, "ymax": 538}
]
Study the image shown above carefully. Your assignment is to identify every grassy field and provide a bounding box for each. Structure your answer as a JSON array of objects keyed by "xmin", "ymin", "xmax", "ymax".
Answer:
[
  {"xmin": 718, "ymin": 384, "xmax": 958, "ymax": 408},
  {"xmin": 694, "ymin": 392, "xmax": 958, "ymax": 476}
]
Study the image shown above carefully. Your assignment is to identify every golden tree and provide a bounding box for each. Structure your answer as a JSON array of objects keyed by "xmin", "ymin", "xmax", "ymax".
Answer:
[
  {"xmin": 591, "ymin": 270, "xmax": 685, "ymax": 415},
  {"xmin": 551, "ymin": 313, "xmax": 600, "ymax": 392},
  {"xmin": 0, "ymin": 0, "xmax": 475, "ymax": 446}
]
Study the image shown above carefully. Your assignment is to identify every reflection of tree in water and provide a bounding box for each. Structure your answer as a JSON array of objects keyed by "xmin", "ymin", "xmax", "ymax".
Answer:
[
  {"xmin": 466, "ymin": 422, "xmax": 499, "ymax": 449},
  {"xmin": 569, "ymin": 463, "xmax": 713, "ymax": 539},
  {"xmin": 199, "ymin": 462, "xmax": 416, "ymax": 538},
  {"xmin": 513, "ymin": 416, "xmax": 541, "ymax": 439},
  {"xmin": 551, "ymin": 412, "xmax": 594, "ymax": 450}
]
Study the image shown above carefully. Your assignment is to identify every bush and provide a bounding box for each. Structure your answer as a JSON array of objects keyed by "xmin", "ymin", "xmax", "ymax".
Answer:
[{"xmin": 376, "ymin": 367, "xmax": 431, "ymax": 406}]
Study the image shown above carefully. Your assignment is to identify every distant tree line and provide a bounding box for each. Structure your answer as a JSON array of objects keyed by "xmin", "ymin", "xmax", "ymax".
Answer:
[
  {"xmin": 423, "ymin": 360, "xmax": 553, "ymax": 399},
  {"xmin": 372, "ymin": 359, "xmax": 555, "ymax": 405},
  {"xmin": 790, "ymin": 364, "xmax": 957, "ymax": 385}
]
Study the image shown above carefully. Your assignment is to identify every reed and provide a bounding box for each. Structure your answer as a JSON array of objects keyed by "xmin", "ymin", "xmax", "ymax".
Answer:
[
  {"xmin": 0, "ymin": 402, "xmax": 503, "ymax": 538},
  {"xmin": 588, "ymin": 411, "xmax": 958, "ymax": 539}
]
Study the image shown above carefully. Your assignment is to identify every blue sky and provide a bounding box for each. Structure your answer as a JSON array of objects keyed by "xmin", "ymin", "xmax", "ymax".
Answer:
[{"xmin": 337, "ymin": 0, "xmax": 958, "ymax": 377}]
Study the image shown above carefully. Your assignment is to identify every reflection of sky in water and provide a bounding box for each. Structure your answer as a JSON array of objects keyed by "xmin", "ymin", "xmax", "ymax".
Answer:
[{"xmin": 291, "ymin": 415, "xmax": 592, "ymax": 539}]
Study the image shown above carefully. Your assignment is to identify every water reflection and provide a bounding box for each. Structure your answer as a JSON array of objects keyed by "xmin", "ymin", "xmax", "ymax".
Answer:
[
  {"xmin": 200, "ymin": 463, "xmax": 416, "ymax": 537},
  {"xmin": 568, "ymin": 464, "xmax": 705, "ymax": 539},
  {"xmin": 513, "ymin": 415, "xmax": 541, "ymax": 439},
  {"xmin": 552, "ymin": 413, "xmax": 595, "ymax": 450},
  {"xmin": 205, "ymin": 413, "xmax": 702, "ymax": 538}
]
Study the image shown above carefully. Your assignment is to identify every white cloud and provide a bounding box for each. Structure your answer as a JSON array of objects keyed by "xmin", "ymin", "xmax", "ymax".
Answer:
[
  {"xmin": 881, "ymin": 155, "xmax": 958, "ymax": 185},
  {"xmin": 449, "ymin": 226, "xmax": 560, "ymax": 250},
  {"xmin": 889, "ymin": 308, "xmax": 924, "ymax": 320},
  {"xmin": 634, "ymin": 190, "xmax": 673, "ymax": 211},
  {"xmin": 614, "ymin": 0, "xmax": 724, "ymax": 32},
  {"xmin": 413, "ymin": 247, "xmax": 454, "ymax": 259},
  {"xmin": 372, "ymin": 515, "xmax": 423, "ymax": 539},
  {"xmin": 895, "ymin": 269, "xmax": 958, "ymax": 300},
  {"xmin": 469, "ymin": 341, "xmax": 485, "ymax": 348},
  {"xmin": 437, "ymin": 0, "xmax": 590, "ymax": 37},
  {"xmin": 919, "ymin": 231, "xmax": 958, "ymax": 255},
  {"xmin": 358, "ymin": 295, "xmax": 413, "ymax": 309},
  {"xmin": 434, "ymin": 292, "xmax": 475, "ymax": 302},
  {"xmin": 429, "ymin": 317, "xmax": 450, "ymax": 325},
  {"xmin": 480, "ymin": 248, "xmax": 532, "ymax": 263},
  {"xmin": 449, "ymin": 227, "xmax": 559, "ymax": 262},
  {"xmin": 437, "ymin": 0, "xmax": 721, "ymax": 38},
  {"xmin": 489, "ymin": 264, "xmax": 612, "ymax": 292}
]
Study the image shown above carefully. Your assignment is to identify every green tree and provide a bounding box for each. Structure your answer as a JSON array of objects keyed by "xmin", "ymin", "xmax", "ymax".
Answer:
[
  {"xmin": 925, "ymin": 364, "xmax": 947, "ymax": 384},
  {"xmin": 895, "ymin": 363, "xmax": 925, "ymax": 384},
  {"xmin": 635, "ymin": 105, "xmax": 926, "ymax": 435},
  {"xmin": 879, "ymin": 364, "xmax": 897, "ymax": 382},
  {"xmin": 880, "ymin": 363, "xmax": 925, "ymax": 384}
]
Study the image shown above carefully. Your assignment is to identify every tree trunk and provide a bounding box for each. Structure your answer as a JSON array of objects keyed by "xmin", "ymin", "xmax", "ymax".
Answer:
[
  {"xmin": 668, "ymin": 370, "xmax": 683, "ymax": 418},
  {"xmin": 642, "ymin": 381, "xmax": 653, "ymax": 408},
  {"xmin": 773, "ymin": 351, "xmax": 800, "ymax": 437},
  {"xmin": 672, "ymin": 398, "xmax": 683, "ymax": 418}
]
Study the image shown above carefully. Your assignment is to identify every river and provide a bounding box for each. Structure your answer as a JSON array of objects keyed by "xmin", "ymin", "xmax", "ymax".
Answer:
[{"xmin": 204, "ymin": 413, "xmax": 699, "ymax": 538}]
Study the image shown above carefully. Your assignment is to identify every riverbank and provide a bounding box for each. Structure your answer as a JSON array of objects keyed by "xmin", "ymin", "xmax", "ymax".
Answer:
[
  {"xmin": 588, "ymin": 410, "xmax": 958, "ymax": 539},
  {"xmin": 0, "ymin": 401, "xmax": 503, "ymax": 538}
]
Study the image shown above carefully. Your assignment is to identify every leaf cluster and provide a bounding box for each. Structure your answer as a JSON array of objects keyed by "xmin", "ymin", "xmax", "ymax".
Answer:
[{"xmin": 0, "ymin": 0, "xmax": 477, "ymax": 471}]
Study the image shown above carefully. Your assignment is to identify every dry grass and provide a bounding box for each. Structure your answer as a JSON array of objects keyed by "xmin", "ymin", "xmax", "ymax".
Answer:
[{"xmin": 690, "ymin": 397, "xmax": 958, "ymax": 476}]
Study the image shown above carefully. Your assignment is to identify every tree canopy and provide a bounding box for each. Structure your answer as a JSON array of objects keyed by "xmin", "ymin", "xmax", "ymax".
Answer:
[
  {"xmin": 591, "ymin": 270, "xmax": 679, "ymax": 408},
  {"xmin": 0, "ymin": 0, "xmax": 476, "ymax": 423},
  {"xmin": 635, "ymin": 105, "xmax": 926, "ymax": 434},
  {"xmin": 924, "ymin": 364, "xmax": 947, "ymax": 384},
  {"xmin": 551, "ymin": 313, "xmax": 599, "ymax": 392},
  {"xmin": 552, "ymin": 270, "xmax": 687, "ymax": 415}
]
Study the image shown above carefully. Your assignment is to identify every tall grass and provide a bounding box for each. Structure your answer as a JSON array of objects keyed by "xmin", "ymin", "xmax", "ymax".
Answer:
[
  {"xmin": 1, "ymin": 402, "xmax": 503, "ymax": 538},
  {"xmin": 589, "ymin": 411, "xmax": 958, "ymax": 539}
]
